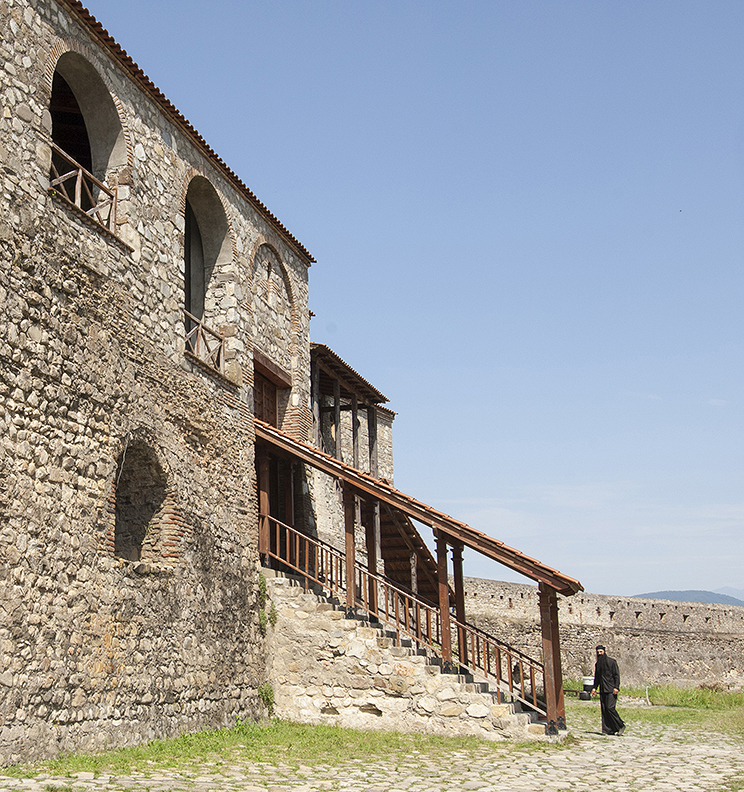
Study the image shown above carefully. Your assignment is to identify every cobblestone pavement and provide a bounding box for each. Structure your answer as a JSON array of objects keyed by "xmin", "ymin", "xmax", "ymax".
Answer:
[{"xmin": 0, "ymin": 714, "xmax": 742, "ymax": 792}]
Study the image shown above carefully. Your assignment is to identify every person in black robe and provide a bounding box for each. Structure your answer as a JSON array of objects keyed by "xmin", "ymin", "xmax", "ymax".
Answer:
[{"xmin": 591, "ymin": 644, "xmax": 625, "ymax": 735}]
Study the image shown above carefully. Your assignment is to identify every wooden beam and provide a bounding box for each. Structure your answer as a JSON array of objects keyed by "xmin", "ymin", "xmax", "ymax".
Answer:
[
  {"xmin": 344, "ymin": 484, "xmax": 356, "ymax": 616},
  {"xmin": 452, "ymin": 542, "xmax": 467, "ymax": 666},
  {"xmin": 539, "ymin": 583, "xmax": 560, "ymax": 735},
  {"xmin": 352, "ymin": 394, "xmax": 359, "ymax": 470},
  {"xmin": 435, "ymin": 530, "xmax": 454, "ymax": 672},
  {"xmin": 254, "ymin": 347, "xmax": 292, "ymax": 388},
  {"xmin": 333, "ymin": 377, "xmax": 341, "ymax": 461},
  {"xmin": 549, "ymin": 587, "xmax": 566, "ymax": 729},
  {"xmin": 257, "ymin": 454, "xmax": 270, "ymax": 561},
  {"xmin": 368, "ymin": 405, "xmax": 378, "ymax": 478},
  {"xmin": 363, "ymin": 499, "xmax": 378, "ymax": 617},
  {"xmin": 284, "ymin": 462, "xmax": 295, "ymax": 527},
  {"xmin": 311, "ymin": 361, "xmax": 320, "ymax": 447}
]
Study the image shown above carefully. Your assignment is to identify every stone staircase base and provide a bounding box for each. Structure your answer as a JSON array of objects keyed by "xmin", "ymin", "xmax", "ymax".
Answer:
[{"xmin": 265, "ymin": 570, "xmax": 553, "ymax": 741}]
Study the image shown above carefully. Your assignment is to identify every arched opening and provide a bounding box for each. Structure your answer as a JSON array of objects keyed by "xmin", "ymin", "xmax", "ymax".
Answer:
[
  {"xmin": 114, "ymin": 443, "xmax": 166, "ymax": 562},
  {"xmin": 50, "ymin": 51, "xmax": 126, "ymax": 180},
  {"xmin": 184, "ymin": 177, "xmax": 230, "ymax": 323},
  {"xmin": 50, "ymin": 70, "xmax": 92, "ymax": 176},
  {"xmin": 49, "ymin": 52, "xmax": 126, "ymax": 229}
]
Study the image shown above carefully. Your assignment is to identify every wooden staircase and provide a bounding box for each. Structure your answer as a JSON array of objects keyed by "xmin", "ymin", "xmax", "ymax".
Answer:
[
  {"xmin": 266, "ymin": 569, "xmax": 549, "ymax": 740},
  {"xmin": 262, "ymin": 516, "xmax": 553, "ymax": 730}
]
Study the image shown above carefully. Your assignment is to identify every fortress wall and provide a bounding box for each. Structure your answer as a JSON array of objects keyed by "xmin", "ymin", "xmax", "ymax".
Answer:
[{"xmin": 462, "ymin": 578, "xmax": 744, "ymax": 689}]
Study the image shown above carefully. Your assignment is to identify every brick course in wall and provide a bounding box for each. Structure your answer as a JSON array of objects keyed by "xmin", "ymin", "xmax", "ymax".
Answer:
[{"xmin": 0, "ymin": 0, "xmax": 313, "ymax": 764}]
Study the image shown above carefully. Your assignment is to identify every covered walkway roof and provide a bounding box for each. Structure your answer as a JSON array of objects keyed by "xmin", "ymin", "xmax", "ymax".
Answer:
[{"xmin": 255, "ymin": 420, "xmax": 583, "ymax": 597}]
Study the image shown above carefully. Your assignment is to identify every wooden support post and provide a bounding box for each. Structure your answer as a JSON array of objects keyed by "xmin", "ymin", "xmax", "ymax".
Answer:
[
  {"xmin": 311, "ymin": 361, "xmax": 321, "ymax": 447},
  {"xmin": 409, "ymin": 550, "xmax": 418, "ymax": 594},
  {"xmin": 333, "ymin": 378, "xmax": 342, "ymax": 460},
  {"xmin": 363, "ymin": 499, "xmax": 378, "ymax": 617},
  {"xmin": 343, "ymin": 485, "xmax": 356, "ymax": 617},
  {"xmin": 284, "ymin": 463, "xmax": 295, "ymax": 527},
  {"xmin": 352, "ymin": 394, "xmax": 359, "ymax": 470},
  {"xmin": 368, "ymin": 405, "xmax": 378, "ymax": 478},
  {"xmin": 549, "ymin": 588, "xmax": 566, "ymax": 729},
  {"xmin": 435, "ymin": 530, "xmax": 454, "ymax": 672},
  {"xmin": 451, "ymin": 542, "xmax": 467, "ymax": 666},
  {"xmin": 539, "ymin": 582, "xmax": 560, "ymax": 735},
  {"xmin": 258, "ymin": 454, "xmax": 271, "ymax": 562},
  {"xmin": 373, "ymin": 500, "xmax": 381, "ymax": 566}
]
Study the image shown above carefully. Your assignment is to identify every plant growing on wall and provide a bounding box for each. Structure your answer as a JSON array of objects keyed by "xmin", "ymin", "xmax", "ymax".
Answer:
[{"xmin": 257, "ymin": 682, "xmax": 274, "ymax": 715}]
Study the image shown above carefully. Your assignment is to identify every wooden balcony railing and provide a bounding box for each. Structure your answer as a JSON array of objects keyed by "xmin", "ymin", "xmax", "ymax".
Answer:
[
  {"xmin": 184, "ymin": 310, "xmax": 226, "ymax": 376},
  {"xmin": 263, "ymin": 516, "xmax": 546, "ymax": 715},
  {"xmin": 49, "ymin": 143, "xmax": 117, "ymax": 233}
]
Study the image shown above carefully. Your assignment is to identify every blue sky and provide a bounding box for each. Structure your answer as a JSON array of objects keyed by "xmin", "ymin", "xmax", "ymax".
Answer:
[{"xmin": 80, "ymin": 0, "xmax": 744, "ymax": 596}]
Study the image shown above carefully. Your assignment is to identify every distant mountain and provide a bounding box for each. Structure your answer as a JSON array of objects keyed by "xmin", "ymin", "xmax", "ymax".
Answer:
[
  {"xmin": 715, "ymin": 587, "xmax": 744, "ymax": 601},
  {"xmin": 633, "ymin": 590, "xmax": 744, "ymax": 607}
]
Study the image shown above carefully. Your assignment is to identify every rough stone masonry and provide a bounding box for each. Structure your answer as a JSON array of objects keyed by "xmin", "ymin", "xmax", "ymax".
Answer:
[{"xmin": 0, "ymin": 0, "xmax": 313, "ymax": 765}]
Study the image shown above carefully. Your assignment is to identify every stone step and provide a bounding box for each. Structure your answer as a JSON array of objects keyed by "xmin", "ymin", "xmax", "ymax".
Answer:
[{"xmin": 267, "ymin": 568, "xmax": 553, "ymax": 740}]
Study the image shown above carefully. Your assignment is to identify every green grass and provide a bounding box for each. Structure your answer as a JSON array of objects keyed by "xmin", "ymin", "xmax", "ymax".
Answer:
[
  {"xmin": 4, "ymin": 683, "xmax": 743, "ymax": 779},
  {"xmin": 626, "ymin": 684, "xmax": 744, "ymax": 710},
  {"xmin": 566, "ymin": 682, "xmax": 744, "ymax": 738},
  {"xmin": 2, "ymin": 720, "xmax": 501, "ymax": 778}
]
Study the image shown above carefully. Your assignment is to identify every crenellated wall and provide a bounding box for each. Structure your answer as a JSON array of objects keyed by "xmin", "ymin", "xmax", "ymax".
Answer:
[{"xmin": 462, "ymin": 577, "xmax": 744, "ymax": 689}]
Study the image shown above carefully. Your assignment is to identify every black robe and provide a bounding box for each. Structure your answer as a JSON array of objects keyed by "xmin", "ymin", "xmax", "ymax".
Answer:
[{"xmin": 593, "ymin": 655, "xmax": 625, "ymax": 734}]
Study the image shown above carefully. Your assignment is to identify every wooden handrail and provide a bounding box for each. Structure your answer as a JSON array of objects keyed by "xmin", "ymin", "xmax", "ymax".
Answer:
[
  {"xmin": 184, "ymin": 310, "xmax": 225, "ymax": 375},
  {"xmin": 264, "ymin": 516, "xmax": 546, "ymax": 714},
  {"xmin": 49, "ymin": 143, "xmax": 117, "ymax": 233}
]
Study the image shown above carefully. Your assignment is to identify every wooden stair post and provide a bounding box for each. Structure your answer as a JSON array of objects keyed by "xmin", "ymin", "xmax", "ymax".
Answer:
[
  {"xmin": 362, "ymin": 498, "xmax": 379, "ymax": 617},
  {"xmin": 539, "ymin": 582, "xmax": 563, "ymax": 734},
  {"xmin": 343, "ymin": 484, "xmax": 356, "ymax": 617},
  {"xmin": 452, "ymin": 542, "xmax": 467, "ymax": 666},
  {"xmin": 258, "ymin": 453, "xmax": 270, "ymax": 563},
  {"xmin": 435, "ymin": 529, "xmax": 455, "ymax": 673}
]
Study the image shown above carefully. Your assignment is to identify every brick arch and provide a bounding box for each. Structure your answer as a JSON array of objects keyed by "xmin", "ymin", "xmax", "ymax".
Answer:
[
  {"xmin": 179, "ymin": 168, "xmax": 239, "ymax": 262},
  {"xmin": 248, "ymin": 238, "xmax": 301, "ymax": 335},
  {"xmin": 43, "ymin": 38, "xmax": 133, "ymax": 168},
  {"xmin": 105, "ymin": 430, "xmax": 185, "ymax": 564}
]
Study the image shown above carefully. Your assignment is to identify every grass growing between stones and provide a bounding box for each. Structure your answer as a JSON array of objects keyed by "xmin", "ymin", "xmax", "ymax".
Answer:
[{"xmin": 2, "ymin": 720, "xmax": 502, "ymax": 778}]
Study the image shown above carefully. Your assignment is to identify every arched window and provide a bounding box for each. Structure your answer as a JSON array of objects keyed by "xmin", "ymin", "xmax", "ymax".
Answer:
[
  {"xmin": 183, "ymin": 177, "xmax": 230, "ymax": 323},
  {"xmin": 49, "ymin": 52, "xmax": 126, "ymax": 229},
  {"xmin": 183, "ymin": 177, "xmax": 231, "ymax": 373}
]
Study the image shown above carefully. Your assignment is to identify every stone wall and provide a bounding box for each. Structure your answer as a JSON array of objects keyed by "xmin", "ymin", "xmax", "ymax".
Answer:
[
  {"xmin": 462, "ymin": 577, "xmax": 744, "ymax": 689},
  {"xmin": 309, "ymin": 405, "xmax": 395, "ymax": 553},
  {"xmin": 266, "ymin": 573, "xmax": 543, "ymax": 741},
  {"xmin": 0, "ymin": 0, "xmax": 313, "ymax": 764}
]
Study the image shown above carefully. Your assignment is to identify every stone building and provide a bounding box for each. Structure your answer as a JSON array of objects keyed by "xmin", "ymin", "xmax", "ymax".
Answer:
[{"xmin": 0, "ymin": 0, "xmax": 584, "ymax": 764}]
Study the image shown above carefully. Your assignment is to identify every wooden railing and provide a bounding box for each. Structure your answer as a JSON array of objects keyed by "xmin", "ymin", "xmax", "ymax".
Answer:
[
  {"xmin": 184, "ymin": 310, "xmax": 225, "ymax": 375},
  {"xmin": 263, "ymin": 516, "xmax": 546, "ymax": 714},
  {"xmin": 49, "ymin": 143, "xmax": 117, "ymax": 233}
]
